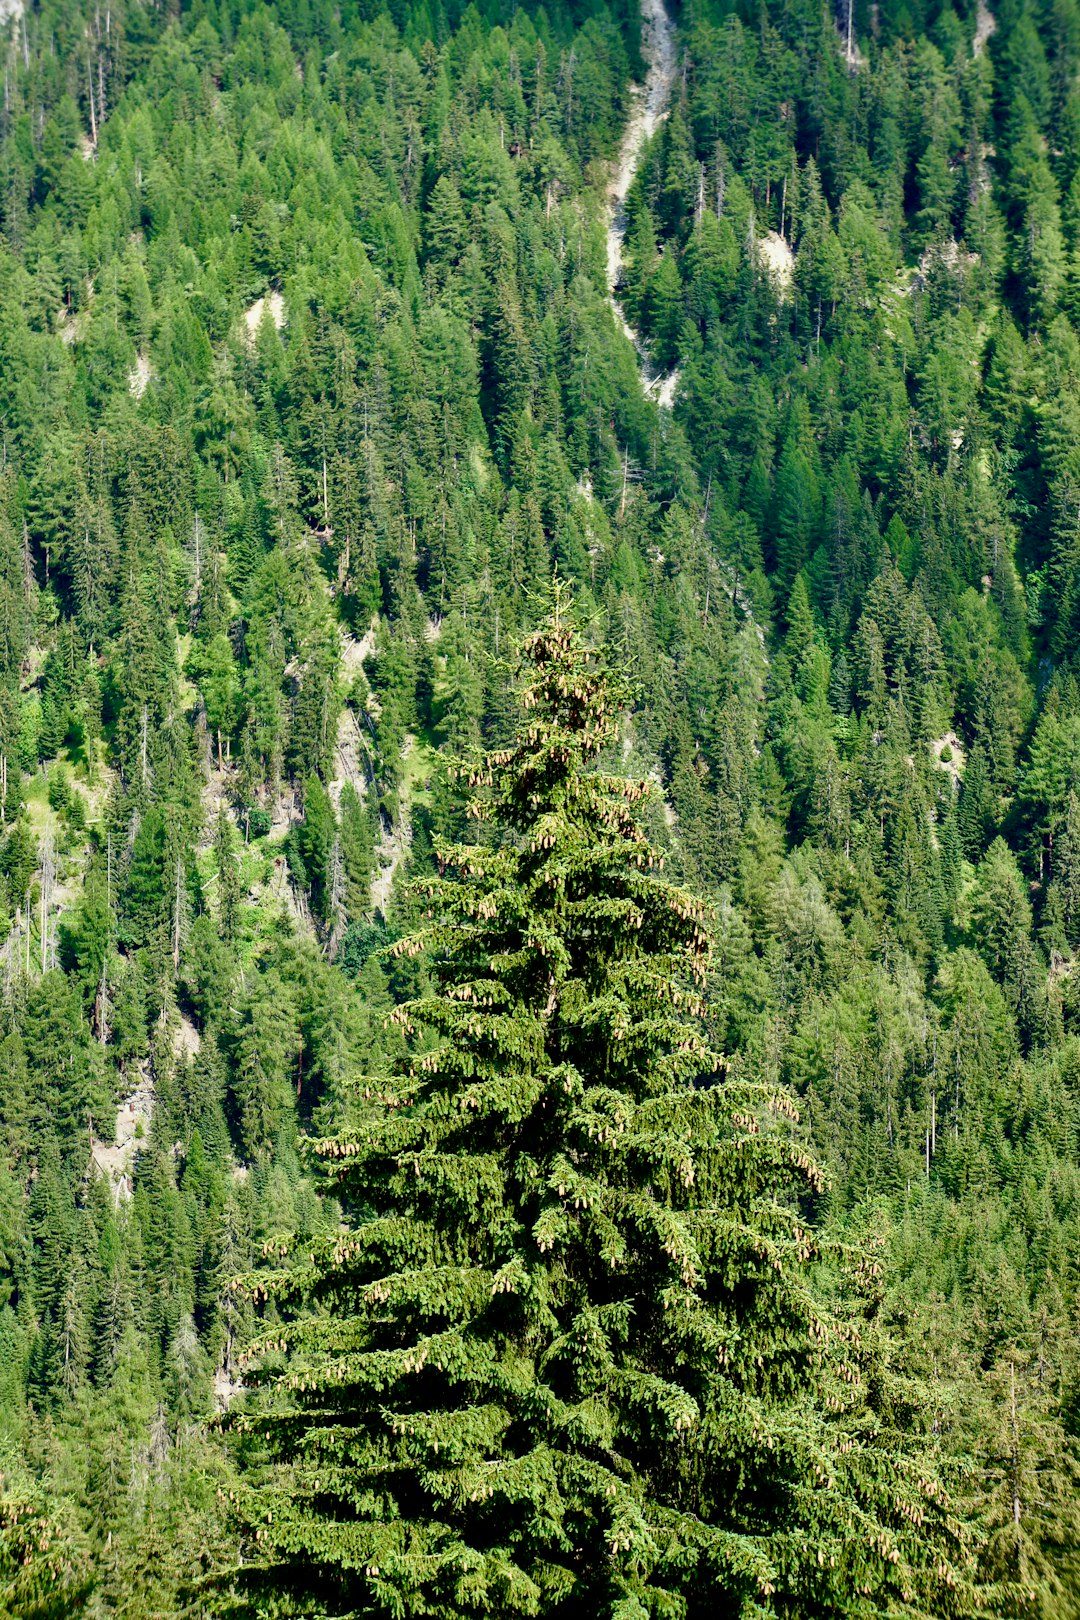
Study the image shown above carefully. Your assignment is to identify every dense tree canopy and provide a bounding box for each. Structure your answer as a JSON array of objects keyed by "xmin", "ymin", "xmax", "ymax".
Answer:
[{"xmin": 0, "ymin": 0, "xmax": 1076, "ymax": 1609}]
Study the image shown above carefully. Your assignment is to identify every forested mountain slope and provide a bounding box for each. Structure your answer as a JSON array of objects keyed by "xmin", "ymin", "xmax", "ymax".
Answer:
[{"xmin": 0, "ymin": 0, "xmax": 1077, "ymax": 1608}]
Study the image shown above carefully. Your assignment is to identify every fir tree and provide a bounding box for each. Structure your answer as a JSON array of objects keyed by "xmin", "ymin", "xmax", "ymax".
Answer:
[
  {"xmin": 225, "ymin": 605, "xmax": 972, "ymax": 1618},
  {"xmin": 215, "ymin": 805, "xmax": 241, "ymax": 946}
]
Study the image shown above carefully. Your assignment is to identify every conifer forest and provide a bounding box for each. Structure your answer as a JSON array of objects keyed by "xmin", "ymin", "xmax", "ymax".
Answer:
[{"xmin": 4, "ymin": 0, "xmax": 1080, "ymax": 1607}]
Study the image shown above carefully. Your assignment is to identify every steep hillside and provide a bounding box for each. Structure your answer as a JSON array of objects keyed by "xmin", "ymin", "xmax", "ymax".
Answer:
[{"xmin": 0, "ymin": 0, "xmax": 1078, "ymax": 1609}]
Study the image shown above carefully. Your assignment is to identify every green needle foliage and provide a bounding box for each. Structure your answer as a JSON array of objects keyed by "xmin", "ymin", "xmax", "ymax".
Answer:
[{"xmin": 226, "ymin": 603, "xmax": 973, "ymax": 1619}]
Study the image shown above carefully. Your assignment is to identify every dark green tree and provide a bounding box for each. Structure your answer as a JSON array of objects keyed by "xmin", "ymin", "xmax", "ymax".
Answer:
[{"xmin": 226, "ymin": 608, "xmax": 972, "ymax": 1618}]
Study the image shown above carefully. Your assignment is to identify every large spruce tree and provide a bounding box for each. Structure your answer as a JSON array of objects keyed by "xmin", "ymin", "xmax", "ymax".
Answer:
[{"xmin": 226, "ymin": 604, "xmax": 972, "ymax": 1618}]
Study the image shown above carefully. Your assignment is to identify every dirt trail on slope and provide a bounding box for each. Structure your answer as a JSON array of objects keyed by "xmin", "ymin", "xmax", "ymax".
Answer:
[
  {"xmin": 974, "ymin": 0, "xmax": 996, "ymax": 55},
  {"xmin": 607, "ymin": 0, "xmax": 767, "ymax": 655},
  {"xmin": 606, "ymin": 0, "xmax": 679, "ymax": 405}
]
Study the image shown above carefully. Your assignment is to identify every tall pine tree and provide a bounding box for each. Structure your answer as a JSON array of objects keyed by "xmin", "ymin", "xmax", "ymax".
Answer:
[{"xmin": 225, "ymin": 604, "xmax": 972, "ymax": 1618}]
